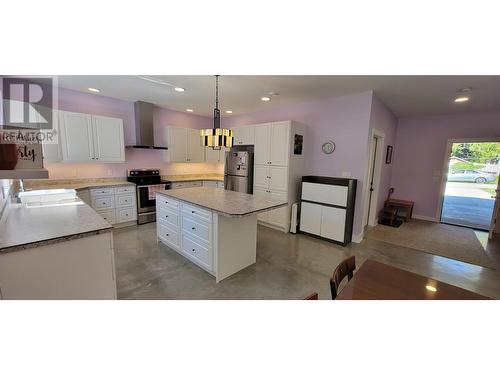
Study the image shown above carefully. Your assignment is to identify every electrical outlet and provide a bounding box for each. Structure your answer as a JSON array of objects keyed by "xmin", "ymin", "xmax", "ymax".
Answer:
[
  {"xmin": 341, "ymin": 171, "xmax": 351, "ymax": 178},
  {"xmin": 71, "ymin": 169, "xmax": 77, "ymax": 177},
  {"xmin": 107, "ymin": 169, "xmax": 112, "ymax": 176}
]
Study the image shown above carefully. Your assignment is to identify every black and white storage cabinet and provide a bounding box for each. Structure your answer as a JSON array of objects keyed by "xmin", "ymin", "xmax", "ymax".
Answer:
[{"xmin": 299, "ymin": 176, "xmax": 357, "ymax": 246}]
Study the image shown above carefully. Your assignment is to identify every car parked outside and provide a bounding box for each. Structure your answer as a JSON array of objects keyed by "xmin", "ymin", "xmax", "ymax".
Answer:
[{"xmin": 447, "ymin": 170, "xmax": 496, "ymax": 183}]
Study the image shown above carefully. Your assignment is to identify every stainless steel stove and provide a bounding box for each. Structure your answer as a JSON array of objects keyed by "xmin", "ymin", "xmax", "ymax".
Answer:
[{"xmin": 127, "ymin": 169, "xmax": 171, "ymax": 224}]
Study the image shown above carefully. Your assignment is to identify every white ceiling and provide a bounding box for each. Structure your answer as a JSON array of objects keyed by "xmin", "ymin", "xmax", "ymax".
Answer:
[{"xmin": 53, "ymin": 75, "xmax": 500, "ymax": 118}]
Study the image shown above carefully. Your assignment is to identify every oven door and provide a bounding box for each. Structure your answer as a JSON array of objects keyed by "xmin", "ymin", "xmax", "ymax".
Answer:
[{"xmin": 136, "ymin": 184, "xmax": 168, "ymax": 213}]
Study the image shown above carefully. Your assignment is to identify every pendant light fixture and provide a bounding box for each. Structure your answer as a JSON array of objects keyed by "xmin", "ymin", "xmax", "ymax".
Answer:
[{"xmin": 200, "ymin": 75, "xmax": 233, "ymax": 149}]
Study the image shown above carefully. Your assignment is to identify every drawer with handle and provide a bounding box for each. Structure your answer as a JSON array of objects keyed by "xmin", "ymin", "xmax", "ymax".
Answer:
[
  {"xmin": 158, "ymin": 223, "xmax": 180, "ymax": 248},
  {"xmin": 115, "ymin": 185, "xmax": 135, "ymax": 195},
  {"xmin": 181, "ymin": 233, "xmax": 211, "ymax": 269},
  {"xmin": 181, "ymin": 203, "xmax": 212, "ymax": 223},
  {"xmin": 158, "ymin": 207, "xmax": 180, "ymax": 228},
  {"xmin": 157, "ymin": 196, "xmax": 180, "ymax": 210},
  {"xmin": 98, "ymin": 209, "xmax": 115, "ymax": 224},
  {"xmin": 90, "ymin": 188, "xmax": 114, "ymax": 197},
  {"xmin": 116, "ymin": 194, "xmax": 135, "ymax": 208},
  {"xmin": 116, "ymin": 207, "xmax": 136, "ymax": 223},
  {"xmin": 92, "ymin": 196, "xmax": 114, "ymax": 210},
  {"xmin": 182, "ymin": 215, "xmax": 210, "ymax": 243}
]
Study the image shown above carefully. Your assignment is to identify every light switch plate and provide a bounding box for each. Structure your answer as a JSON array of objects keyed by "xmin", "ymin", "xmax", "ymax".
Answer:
[
  {"xmin": 341, "ymin": 171, "xmax": 351, "ymax": 178},
  {"xmin": 71, "ymin": 169, "xmax": 77, "ymax": 177}
]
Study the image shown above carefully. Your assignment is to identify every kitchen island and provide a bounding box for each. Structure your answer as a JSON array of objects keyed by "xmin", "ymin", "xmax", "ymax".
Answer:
[{"xmin": 156, "ymin": 187, "xmax": 287, "ymax": 282}]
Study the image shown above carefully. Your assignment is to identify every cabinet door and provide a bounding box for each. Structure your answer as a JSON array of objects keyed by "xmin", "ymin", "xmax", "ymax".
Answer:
[
  {"xmin": 254, "ymin": 165, "xmax": 270, "ymax": 189},
  {"xmin": 269, "ymin": 166, "xmax": 288, "ymax": 191},
  {"xmin": 320, "ymin": 206, "xmax": 346, "ymax": 242},
  {"xmin": 253, "ymin": 187, "xmax": 270, "ymax": 222},
  {"xmin": 242, "ymin": 126, "xmax": 255, "ymax": 145},
  {"xmin": 267, "ymin": 190, "xmax": 289, "ymax": 229},
  {"xmin": 300, "ymin": 201, "xmax": 322, "ymax": 236},
  {"xmin": 41, "ymin": 109, "xmax": 62, "ymax": 162},
  {"xmin": 205, "ymin": 147, "xmax": 220, "ymax": 163},
  {"xmin": 59, "ymin": 111, "xmax": 94, "ymax": 161},
  {"xmin": 270, "ymin": 122, "xmax": 290, "ymax": 166},
  {"xmin": 231, "ymin": 127, "xmax": 243, "ymax": 145},
  {"xmin": 166, "ymin": 127, "xmax": 188, "ymax": 162},
  {"xmin": 187, "ymin": 128, "xmax": 205, "ymax": 162},
  {"xmin": 254, "ymin": 123, "xmax": 271, "ymax": 165},
  {"xmin": 92, "ymin": 115, "xmax": 125, "ymax": 162}
]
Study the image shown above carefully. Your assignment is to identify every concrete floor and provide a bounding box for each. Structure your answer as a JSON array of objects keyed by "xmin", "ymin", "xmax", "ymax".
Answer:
[{"xmin": 114, "ymin": 223, "xmax": 500, "ymax": 300}]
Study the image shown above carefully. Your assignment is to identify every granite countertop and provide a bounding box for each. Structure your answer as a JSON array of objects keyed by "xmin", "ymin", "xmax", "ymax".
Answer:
[
  {"xmin": 157, "ymin": 187, "xmax": 287, "ymax": 217},
  {"xmin": 24, "ymin": 178, "xmax": 134, "ymax": 191},
  {"xmin": 0, "ymin": 201, "xmax": 112, "ymax": 254},
  {"xmin": 162, "ymin": 174, "xmax": 224, "ymax": 182}
]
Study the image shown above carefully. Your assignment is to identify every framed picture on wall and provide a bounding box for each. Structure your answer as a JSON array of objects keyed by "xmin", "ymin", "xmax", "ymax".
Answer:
[
  {"xmin": 294, "ymin": 134, "xmax": 303, "ymax": 155},
  {"xmin": 386, "ymin": 145, "xmax": 393, "ymax": 164}
]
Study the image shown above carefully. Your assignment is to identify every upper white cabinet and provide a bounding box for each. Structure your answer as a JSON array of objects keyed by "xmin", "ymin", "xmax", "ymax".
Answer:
[
  {"xmin": 187, "ymin": 128, "xmax": 205, "ymax": 162},
  {"xmin": 59, "ymin": 110, "xmax": 125, "ymax": 163},
  {"xmin": 59, "ymin": 111, "xmax": 95, "ymax": 162},
  {"xmin": 41, "ymin": 111, "xmax": 62, "ymax": 162},
  {"xmin": 92, "ymin": 115, "xmax": 125, "ymax": 162},
  {"xmin": 232, "ymin": 126, "xmax": 255, "ymax": 146},
  {"xmin": 253, "ymin": 122, "xmax": 290, "ymax": 166},
  {"xmin": 206, "ymin": 147, "xmax": 228, "ymax": 163},
  {"xmin": 163, "ymin": 126, "xmax": 206, "ymax": 163}
]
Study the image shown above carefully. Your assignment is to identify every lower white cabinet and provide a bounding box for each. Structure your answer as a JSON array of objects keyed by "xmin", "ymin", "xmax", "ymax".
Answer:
[
  {"xmin": 202, "ymin": 180, "xmax": 224, "ymax": 188},
  {"xmin": 157, "ymin": 197, "xmax": 214, "ymax": 273},
  {"xmin": 171, "ymin": 180, "xmax": 203, "ymax": 189},
  {"xmin": 87, "ymin": 185, "xmax": 137, "ymax": 225},
  {"xmin": 254, "ymin": 187, "xmax": 289, "ymax": 231},
  {"xmin": 299, "ymin": 202, "xmax": 345, "ymax": 242}
]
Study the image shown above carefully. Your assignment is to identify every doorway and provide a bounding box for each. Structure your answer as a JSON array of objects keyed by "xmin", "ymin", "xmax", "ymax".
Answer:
[
  {"xmin": 365, "ymin": 130, "xmax": 385, "ymax": 228},
  {"xmin": 440, "ymin": 141, "xmax": 500, "ymax": 231}
]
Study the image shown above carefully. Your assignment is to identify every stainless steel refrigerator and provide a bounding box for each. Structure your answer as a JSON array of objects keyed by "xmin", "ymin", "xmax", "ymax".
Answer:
[{"xmin": 224, "ymin": 149, "xmax": 254, "ymax": 194}]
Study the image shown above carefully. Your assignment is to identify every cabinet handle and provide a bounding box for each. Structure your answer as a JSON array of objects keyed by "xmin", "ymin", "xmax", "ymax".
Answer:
[
  {"xmin": 191, "ymin": 227, "xmax": 196, "ymax": 230},
  {"xmin": 191, "ymin": 210, "xmax": 195, "ymax": 214},
  {"xmin": 166, "ymin": 233, "xmax": 169, "ymax": 236},
  {"xmin": 192, "ymin": 248, "xmax": 195, "ymax": 252},
  {"xmin": 165, "ymin": 215, "xmax": 169, "ymax": 218}
]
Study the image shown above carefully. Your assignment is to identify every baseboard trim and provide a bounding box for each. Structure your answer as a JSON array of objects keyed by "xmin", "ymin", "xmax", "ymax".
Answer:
[
  {"xmin": 352, "ymin": 233, "xmax": 364, "ymax": 243},
  {"xmin": 412, "ymin": 214, "xmax": 439, "ymax": 222}
]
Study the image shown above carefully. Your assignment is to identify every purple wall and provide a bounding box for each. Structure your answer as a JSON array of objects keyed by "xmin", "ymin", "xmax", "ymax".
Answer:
[
  {"xmin": 368, "ymin": 95, "xmax": 398, "ymax": 217},
  {"xmin": 224, "ymin": 91, "xmax": 374, "ymax": 238},
  {"xmin": 391, "ymin": 110, "xmax": 500, "ymax": 219},
  {"xmin": 45, "ymin": 87, "xmax": 218, "ymax": 178}
]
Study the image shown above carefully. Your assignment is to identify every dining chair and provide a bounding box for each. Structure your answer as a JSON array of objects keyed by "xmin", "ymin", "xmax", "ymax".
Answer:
[
  {"xmin": 330, "ymin": 256, "xmax": 356, "ymax": 299},
  {"xmin": 304, "ymin": 292, "xmax": 318, "ymax": 300}
]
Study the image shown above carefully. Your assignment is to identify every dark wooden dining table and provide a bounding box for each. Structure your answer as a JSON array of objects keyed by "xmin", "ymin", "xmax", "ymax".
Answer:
[{"xmin": 336, "ymin": 260, "xmax": 491, "ymax": 300}]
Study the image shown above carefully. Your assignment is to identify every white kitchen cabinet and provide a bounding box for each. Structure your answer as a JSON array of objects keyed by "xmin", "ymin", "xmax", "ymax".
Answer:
[
  {"xmin": 254, "ymin": 165, "xmax": 288, "ymax": 191},
  {"xmin": 163, "ymin": 127, "xmax": 206, "ymax": 163},
  {"xmin": 89, "ymin": 185, "xmax": 136, "ymax": 226},
  {"xmin": 59, "ymin": 110, "xmax": 125, "ymax": 163},
  {"xmin": 92, "ymin": 115, "xmax": 125, "ymax": 162},
  {"xmin": 249, "ymin": 120, "xmax": 306, "ymax": 232},
  {"xmin": 59, "ymin": 111, "xmax": 94, "ymax": 162},
  {"xmin": 171, "ymin": 181, "xmax": 203, "ymax": 189},
  {"xmin": 270, "ymin": 122, "xmax": 290, "ymax": 166},
  {"xmin": 254, "ymin": 123, "xmax": 272, "ymax": 164},
  {"xmin": 41, "ymin": 110, "xmax": 62, "ymax": 162},
  {"xmin": 253, "ymin": 122, "xmax": 290, "ymax": 166},
  {"xmin": 187, "ymin": 128, "xmax": 205, "ymax": 162},
  {"xmin": 232, "ymin": 126, "xmax": 255, "ymax": 145},
  {"xmin": 205, "ymin": 146, "xmax": 228, "ymax": 163}
]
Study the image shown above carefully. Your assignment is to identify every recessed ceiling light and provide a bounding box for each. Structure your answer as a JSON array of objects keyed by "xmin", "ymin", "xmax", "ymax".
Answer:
[
  {"xmin": 261, "ymin": 97, "xmax": 271, "ymax": 102},
  {"xmin": 454, "ymin": 96, "xmax": 469, "ymax": 103},
  {"xmin": 458, "ymin": 87, "xmax": 472, "ymax": 93},
  {"xmin": 425, "ymin": 285, "xmax": 437, "ymax": 292},
  {"xmin": 186, "ymin": 109, "xmax": 194, "ymax": 112},
  {"xmin": 225, "ymin": 110, "xmax": 233, "ymax": 114},
  {"xmin": 88, "ymin": 87, "xmax": 100, "ymax": 93},
  {"xmin": 174, "ymin": 87, "xmax": 185, "ymax": 92}
]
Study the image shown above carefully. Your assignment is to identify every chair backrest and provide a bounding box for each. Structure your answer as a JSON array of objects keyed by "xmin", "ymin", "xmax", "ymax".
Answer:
[
  {"xmin": 330, "ymin": 256, "xmax": 356, "ymax": 299},
  {"xmin": 304, "ymin": 292, "xmax": 318, "ymax": 300}
]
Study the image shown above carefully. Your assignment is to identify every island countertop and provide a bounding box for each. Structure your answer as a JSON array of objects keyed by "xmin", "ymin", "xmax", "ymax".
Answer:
[
  {"xmin": 0, "ymin": 201, "xmax": 112, "ymax": 254},
  {"xmin": 157, "ymin": 187, "xmax": 287, "ymax": 217}
]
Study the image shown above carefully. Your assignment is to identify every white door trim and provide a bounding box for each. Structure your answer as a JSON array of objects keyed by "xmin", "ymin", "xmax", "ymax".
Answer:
[
  {"xmin": 363, "ymin": 128, "xmax": 386, "ymax": 229},
  {"xmin": 436, "ymin": 137, "xmax": 500, "ymax": 222}
]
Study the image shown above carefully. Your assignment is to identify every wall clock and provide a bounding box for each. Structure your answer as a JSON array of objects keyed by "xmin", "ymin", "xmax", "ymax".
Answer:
[{"xmin": 322, "ymin": 141, "xmax": 336, "ymax": 154}]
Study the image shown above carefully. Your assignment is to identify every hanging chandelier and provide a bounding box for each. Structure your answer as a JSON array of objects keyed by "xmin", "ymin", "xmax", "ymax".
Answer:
[{"xmin": 200, "ymin": 75, "xmax": 233, "ymax": 149}]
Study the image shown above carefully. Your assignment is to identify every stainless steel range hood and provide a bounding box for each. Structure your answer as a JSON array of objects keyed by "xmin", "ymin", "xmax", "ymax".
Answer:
[{"xmin": 127, "ymin": 101, "xmax": 168, "ymax": 150}]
